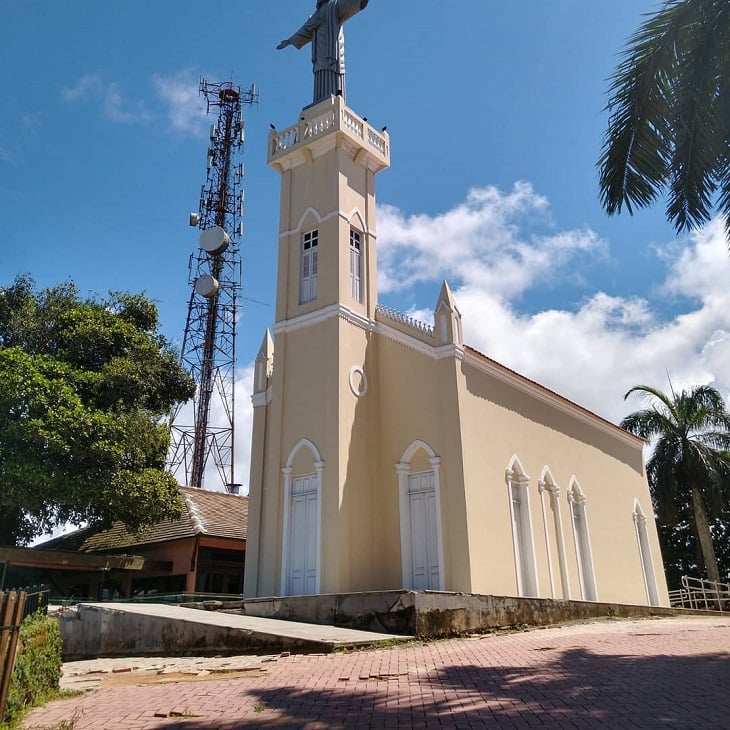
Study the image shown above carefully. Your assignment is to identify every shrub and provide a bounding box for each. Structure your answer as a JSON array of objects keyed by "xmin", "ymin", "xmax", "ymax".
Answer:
[{"xmin": 2, "ymin": 612, "xmax": 63, "ymax": 727}]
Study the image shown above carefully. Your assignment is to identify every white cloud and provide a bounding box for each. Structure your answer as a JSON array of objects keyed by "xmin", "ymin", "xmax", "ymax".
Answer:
[
  {"xmin": 61, "ymin": 73, "xmax": 149, "ymax": 124},
  {"xmin": 378, "ymin": 188, "xmax": 730, "ymax": 426},
  {"xmin": 61, "ymin": 73, "xmax": 104, "ymax": 101},
  {"xmin": 152, "ymin": 72, "xmax": 207, "ymax": 137},
  {"xmin": 378, "ymin": 182, "xmax": 605, "ymax": 299},
  {"xmin": 169, "ymin": 364, "xmax": 255, "ymax": 493},
  {"xmin": 170, "ymin": 194, "xmax": 730, "ymax": 489}
]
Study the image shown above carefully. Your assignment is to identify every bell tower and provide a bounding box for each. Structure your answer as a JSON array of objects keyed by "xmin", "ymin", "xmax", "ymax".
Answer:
[
  {"xmin": 244, "ymin": 96, "xmax": 390, "ymax": 597},
  {"xmin": 269, "ymin": 96, "xmax": 389, "ymax": 322}
]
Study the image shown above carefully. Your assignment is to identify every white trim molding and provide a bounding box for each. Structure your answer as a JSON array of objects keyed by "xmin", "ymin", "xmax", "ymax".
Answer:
[
  {"xmin": 633, "ymin": 499, "xmax": 660, "ymax": 606},
  {"xmin": 348, "ymin": 366, "xmax": 368, "ymax": 398},
  {"xmin": 538, "ymin": 466, "xmax": 571, "ymax": 600},
  {"xmin": 505, "ymin": 456, "xmax": 539, "ymax": 598},
  {"xmin": 280, "ymin": 439, "xmax": 324, "ymax": 597},
  {"xmin": 396, "ymin": 440, "xmax": 446, "ymax": 591},
  {"xmin": 278, "ymin": 206, "xmax": 377, "ymax": 239},
  {"xmin": 568, "ymin": 477, "xmax": 598, "ymax": 601}
]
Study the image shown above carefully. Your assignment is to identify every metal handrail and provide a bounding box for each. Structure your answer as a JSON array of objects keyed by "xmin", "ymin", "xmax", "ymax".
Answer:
[{"xmin": 668, "ymin": 576, "xmax": 730, "ymax": 611}]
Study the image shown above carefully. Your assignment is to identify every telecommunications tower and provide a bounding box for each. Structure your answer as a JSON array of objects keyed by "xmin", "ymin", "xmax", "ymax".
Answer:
[{"xmin": 168, "ymin": 78, "xmax": 257, "ymax": 491}]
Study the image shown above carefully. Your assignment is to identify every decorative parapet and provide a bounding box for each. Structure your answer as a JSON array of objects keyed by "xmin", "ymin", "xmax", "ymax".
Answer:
[
  {"xmin": 376, "ymin": 304, "xmax": 434, "ymax": 339},
  {"xmin": 268, "ymin": 96, "xmax": 390, "ymax": 171}
]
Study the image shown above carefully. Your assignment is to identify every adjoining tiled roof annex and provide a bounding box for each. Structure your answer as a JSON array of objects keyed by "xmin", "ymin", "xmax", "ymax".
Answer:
[{"xmin": 38, "ymin": 487, "xmax": 248, "ymax": 554}]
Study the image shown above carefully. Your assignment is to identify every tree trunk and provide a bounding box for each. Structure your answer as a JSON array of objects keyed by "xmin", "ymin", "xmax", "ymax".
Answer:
[{"xmin": 691, "ymin": 485, "xmax": 720, "ymax": 583}]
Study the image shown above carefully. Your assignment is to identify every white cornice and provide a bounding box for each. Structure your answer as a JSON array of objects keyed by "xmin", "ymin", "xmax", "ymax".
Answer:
[
  {"xmin": 270, "ymin": 302, "xmax": 632, "ymax": 446},
  {"xmin": 273, "ymin": 303, "xmax": 374, "ymax": 335},
  {"xmin": 278, "ymin": 209, "xmax": 377, "ymax": 239},
  {"xmin": 374, "ymin": 319, "xmax": 437, "ymax": 357},
  {"xmin": 251, "ymin": 390, "xmax": 271, "ymax": 408},
  {"xmin": 462, "ymin": 348, "xmax": 641, "ymax": 448},
  {"xmin": 273, "ymin": 303, "xmax": 344, "ymax": 335}
]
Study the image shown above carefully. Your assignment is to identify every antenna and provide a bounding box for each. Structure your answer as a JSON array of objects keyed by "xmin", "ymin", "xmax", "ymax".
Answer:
[{"xmin": 167, "ymin": 78, "xmax": 258, "ymax": 492}]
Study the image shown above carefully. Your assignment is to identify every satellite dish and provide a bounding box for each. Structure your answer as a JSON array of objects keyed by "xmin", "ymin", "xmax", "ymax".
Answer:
[
  {"xmin": 199, "ymin": 226, "xmax": 230, "ymax": 254},
  {"xmin": 194, "ymin": 275, "xmax": 219, "ymax": 298}
]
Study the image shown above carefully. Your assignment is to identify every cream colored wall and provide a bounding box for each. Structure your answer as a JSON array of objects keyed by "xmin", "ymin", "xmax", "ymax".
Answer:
[
  {"xmin": 453, "ymin": 354, "xmax": 668, "ymax": 605},
  {"xmin": 247, "ymin": 99, "xmax": 387, "ymax": 598},
  {"xmin": 247, "ymin": 98, "xmax": 669, "ymax": 607},
  {"xmin": 275, "ymin": 150, "xmax": 377, "ymax": 323},
  {"xmin": 364, "ymin": 334, "xmax": 472, "ymax": 592}
]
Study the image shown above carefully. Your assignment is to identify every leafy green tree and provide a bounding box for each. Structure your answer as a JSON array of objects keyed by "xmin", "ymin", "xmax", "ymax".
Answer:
[
  {"xmin": 598, "ymin": 0, "xmax": 730, "ymax": 237},
  {"xmin": 621, "ymin": 384, "xmax": 730, "ymax": 583},
  {"xmin": 658, "ymin": 513, "xmax": 730, "ymax": 587},
  {"xmin": 0, "ymin": 276, "xmax": 196, "ymax": 546}
]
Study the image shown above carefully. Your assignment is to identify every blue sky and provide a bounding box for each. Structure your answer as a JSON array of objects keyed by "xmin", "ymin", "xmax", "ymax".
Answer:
[{"xmin": 3, "ymin": 1, "xmax": 729, "ymax": 489}]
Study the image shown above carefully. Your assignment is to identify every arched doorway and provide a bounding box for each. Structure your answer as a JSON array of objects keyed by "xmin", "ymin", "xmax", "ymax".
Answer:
[
  {"xmin": 396, "ymin": 440, "xmax": 445, "ymax": 591},
  {"xmin": 281, "ymin": 439, "xmax": 323, "ymax": 596}
]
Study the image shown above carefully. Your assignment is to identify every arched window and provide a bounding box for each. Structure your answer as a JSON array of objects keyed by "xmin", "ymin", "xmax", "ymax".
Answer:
[
  {"xmin": 568, "ymin": 478, "xmax": 597, "ymax": 601},
  {"xmin": 634, "ymin": 500, "xmax": 660, "ymax": 606},
  {"xmin": 538, "ymin": 467, "xmax": 570, "ymax": 599},
  {"xmin": 299, "ymin": 229, "xmax": 319, "ymax": 303},
  {"xmin": 396, "ymin": 440, "xmax": 445, "ymax": 591},
  {"xmin": 281, "ymin": 439, "xmax": 323, "ymax": 596},
  {"xmin": 506, "ymin": 456, "xmax": 539, "ymax": 597}
]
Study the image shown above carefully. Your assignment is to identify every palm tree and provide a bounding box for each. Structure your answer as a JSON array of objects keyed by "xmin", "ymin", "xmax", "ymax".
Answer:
[
  {"xmin": 598, "ymin": 0, "xmax": 730, "ymax": 238},
  {"xmin": 621, "ymin": 384, "xmax": 730, "ymax": 582}
]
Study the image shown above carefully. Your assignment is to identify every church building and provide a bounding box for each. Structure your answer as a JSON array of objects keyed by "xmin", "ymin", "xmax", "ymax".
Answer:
[{"xmin": 242, "ymin": 92, "xmax": 669, "ymax": 609}]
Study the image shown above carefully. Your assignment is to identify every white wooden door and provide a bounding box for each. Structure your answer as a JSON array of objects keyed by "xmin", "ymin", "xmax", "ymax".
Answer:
[
  {"xmin": 408, "ymin": 472, "xmax": 440, "ymax": 590},
  {"xmin": 287, "ymin": 475, "xmax": 319, "ymax": 595}
]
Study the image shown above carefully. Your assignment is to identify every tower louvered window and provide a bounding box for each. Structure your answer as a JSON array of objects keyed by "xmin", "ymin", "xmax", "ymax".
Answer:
[
  {"xmin": 300, "ymin": 230, "xmax": 318, "ymax": 303},
  {"xmin": 350, "ymin": 228, "xmax": 362, "ymax": 302}
]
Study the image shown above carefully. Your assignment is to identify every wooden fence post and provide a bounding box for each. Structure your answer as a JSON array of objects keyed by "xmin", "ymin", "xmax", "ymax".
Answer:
[{"xmin": 0, "ymin": 590, "xmax": 28, "ymax": 722}]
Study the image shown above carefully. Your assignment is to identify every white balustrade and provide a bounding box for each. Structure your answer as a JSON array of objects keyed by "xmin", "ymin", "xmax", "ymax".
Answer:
[
  {"xmin": 343, "ymin": 110, "xmax": 363, "ymax": 138},
  {"xmin": 376, "ymin": 304, "xmax": 434, "ymax": 337},
  {"xmin": 270, "ymin": 104, "xmax": 388, "ymax": 163},
  {"xmin": 367, "ymin": 130, "xmax": 387, "ymax": 156},
  {"xmin": 271, "ymin": 125, "xmax": 299, "ymax": 155}
]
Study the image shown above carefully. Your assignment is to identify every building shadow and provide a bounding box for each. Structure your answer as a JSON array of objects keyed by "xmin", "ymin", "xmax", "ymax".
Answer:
[{"xmin": 152, "ymin": 643, "xmax": 730, "ymax": 729}]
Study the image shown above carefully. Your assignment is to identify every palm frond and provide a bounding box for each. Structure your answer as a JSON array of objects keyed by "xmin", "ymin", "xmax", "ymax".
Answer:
[
  {"xmin": 599, "ymin": 0, "xmax": 730, "ymax": 237},
  {"xmin": 623, "ymin": 381, "xmax": 730, "ymax": 532},
  {"xmin": 598, "ymin": 4, "xmax": 679, "ymax": 215},
  {"xmin": 621, "ymin": 408, "xmax": 676, "ymax": 440},
  {"xmin": 666, "ymin": 0, "xmax": 725, "ymax": 230}
]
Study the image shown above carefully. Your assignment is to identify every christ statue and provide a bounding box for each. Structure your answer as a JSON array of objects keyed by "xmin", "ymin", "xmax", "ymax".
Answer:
[{"xmin": 277, "ymin": 0, "xmax": 370, "ymax": 104}]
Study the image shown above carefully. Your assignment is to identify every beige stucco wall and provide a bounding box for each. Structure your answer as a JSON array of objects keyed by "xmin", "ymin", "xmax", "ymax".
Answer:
[
  {"xmin": 453, "ymin": 353, "xmax": 667, "ymax": 604},
  {"xmin": 245, "ymin": 98, "xmax": 669, "ymax": 608}
]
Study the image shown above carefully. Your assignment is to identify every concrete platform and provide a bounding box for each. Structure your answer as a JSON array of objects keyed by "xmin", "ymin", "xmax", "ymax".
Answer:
[
  {"xmin": 57, "ymin": 602, "xmax": 413, "ymax": 660},
  {"xmin": 188, "ymin": 589, "xmax": 719, "ymax": 637}
]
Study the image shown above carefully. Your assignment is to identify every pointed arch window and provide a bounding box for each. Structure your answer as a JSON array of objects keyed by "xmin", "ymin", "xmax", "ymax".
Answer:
[
  {"xmin": 634, "ymin": 500, "xmax": 660, "ymax": 606},
  {"xmin": 300, "ymin": 230, "xmax": 318, "ymax": 303},
  {"xmin": 349, "ymin": 228, "xmax": 363, "ymax": 303},
  {"xmin": 568, "ymin": 479, "xmax": 597, "ymax": 601},
  {"xmin": 506, "ymin": 457, "xmax": 539, "ymax": 597},
  {"xmin": 538, "ymin": 468, "xmax": 570, "ymax": 599}
]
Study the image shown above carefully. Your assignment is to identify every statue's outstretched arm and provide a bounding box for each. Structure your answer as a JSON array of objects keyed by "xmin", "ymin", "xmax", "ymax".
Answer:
[{"xmin": 277, "ymin": 9, "xmax": 325, "ymax": 51}]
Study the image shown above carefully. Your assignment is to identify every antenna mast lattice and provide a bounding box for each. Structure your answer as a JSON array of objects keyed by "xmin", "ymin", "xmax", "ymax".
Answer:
[{"xmin": 168, "ymin": 78, "xmax": 257, "ymax": 491}]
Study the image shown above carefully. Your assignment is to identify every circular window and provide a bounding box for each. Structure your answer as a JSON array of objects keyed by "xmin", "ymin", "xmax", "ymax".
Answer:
[{"xmin": 349, "ymin": 366, "xmax": 368, "ymax": 398}]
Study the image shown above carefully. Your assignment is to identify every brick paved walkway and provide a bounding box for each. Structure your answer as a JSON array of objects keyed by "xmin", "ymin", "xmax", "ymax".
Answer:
[{"xmin": 23, "ymin": 616, "xmax": 730, "ymax": 729}]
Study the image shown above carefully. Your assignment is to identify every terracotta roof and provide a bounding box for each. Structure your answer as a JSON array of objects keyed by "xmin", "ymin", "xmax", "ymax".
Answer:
[{"xmin": 39, "ymin": 487, "xmax": 248, "ymax": 553}]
